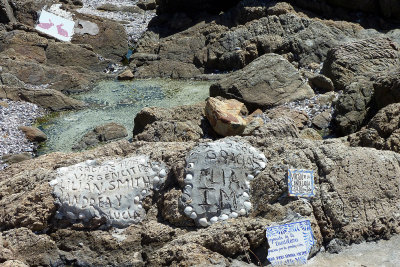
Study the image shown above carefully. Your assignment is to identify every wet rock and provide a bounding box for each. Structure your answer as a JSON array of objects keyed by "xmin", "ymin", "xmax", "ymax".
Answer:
[
  {"xmin": 117, "ymin": 69, "xmax": 134, "ymax": 80},
  {"xmin": 18, "ymin": 126, "xmax": 47, "ymax": 142},
  {"xmin": 73, "ymin": 122, "xmax": 128, "ymax": 150},
  {"xmin": 210, "ymin": 53, "xmax": 314, "ymax": 110},
  {"xmin": 2, "ymin": 152, "xmax": 32, "ymax": 165},
  {"xmin": 205, "ymin": 97, "xmax": 247, "ymax": 136}
]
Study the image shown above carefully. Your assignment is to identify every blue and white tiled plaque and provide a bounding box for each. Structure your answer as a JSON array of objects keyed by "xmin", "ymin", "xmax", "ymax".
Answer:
[
  {"xmin": 288, "ymin": 169, "xmax": 315, "ymax": 198},
  {"xmin": 266, "ymin": 220, "xmax": 315, "ymax": 266}
]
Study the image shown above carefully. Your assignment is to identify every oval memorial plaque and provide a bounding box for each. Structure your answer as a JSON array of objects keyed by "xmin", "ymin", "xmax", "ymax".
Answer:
[
  {"xmin": 181, "ymin": 139, "xmax": 267, "ymax": 227},
  {"xmin": 50, "ymin": 155, "xmax": 168, "ymax": 227}
]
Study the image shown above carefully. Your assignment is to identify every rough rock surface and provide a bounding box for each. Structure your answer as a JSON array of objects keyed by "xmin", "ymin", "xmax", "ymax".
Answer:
[
  {"xmin": 205, "ymin": 97, "xmax": 247, "ymax": 136},
  {"xmin": 210, "ymin": 53, "xmax": 314, "ymax": 110},
  {"xmin": 0, "ymin": 130, "xmax": 399, "ymax": 265},
  {"xmin": 347, "ymin": 103, "xmax": 400, "ymax": 153},
  {"xmin": 18, "ymin": 126, "xmax": 47, "ymax": 142},
  {"xmin": 322, "ymin": 37, "xmax": 400, "ymax": 135}
]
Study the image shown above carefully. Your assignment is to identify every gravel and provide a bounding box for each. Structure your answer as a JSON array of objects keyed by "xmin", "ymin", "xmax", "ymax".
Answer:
[
  {"xmin": 77, "ymin": 0, "xmax": 156, "ymax": 45},
  {"xmin": 0, "ymin": 99, "xmax": 46, "ymax": 170}
]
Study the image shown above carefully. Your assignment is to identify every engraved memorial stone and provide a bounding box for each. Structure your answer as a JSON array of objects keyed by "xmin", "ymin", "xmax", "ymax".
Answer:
[
  {"xmin": 288, "ymin": 169, "xmax": 315, "ymax": 198},
  {"xmin": 266, "ymin": 220, "xmax": 315, "ymax": 266},
  {"xmin": 50, "ymin": 155, "xmax": 167, "ymax": 227},
  {"xmin": 181, "ymin": 139, "xmax": 267, "ymax": 227}
]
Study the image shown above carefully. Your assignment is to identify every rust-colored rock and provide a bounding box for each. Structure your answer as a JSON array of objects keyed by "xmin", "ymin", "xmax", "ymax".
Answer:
[{"xmin": 205, "ymin": 97, "xmax": 247, "ymax": 136}]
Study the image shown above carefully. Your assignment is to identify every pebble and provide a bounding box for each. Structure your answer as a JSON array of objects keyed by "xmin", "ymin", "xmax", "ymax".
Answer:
[
  {"xmin": 0, "ymin": 99, "xmax": 45, "ymax": 170},
  {"xmin": 78, "ymin": 0, "xmax": 156, "ymax": 45}
]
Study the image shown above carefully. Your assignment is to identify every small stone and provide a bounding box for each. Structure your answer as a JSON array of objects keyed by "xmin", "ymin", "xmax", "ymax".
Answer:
[
  {"xmin": 257, "ymin": 161, "xmax": 266, "ymax": 169},
  {"xmin": 242, "ymin": 192, "xmax": 249, "ymax": 198},
  {"xmin": 190, "ymin": 212, "xmax": 197, "ymax": 219},
  {"xmin": 210, "ymin": 216, "xmax": 219, "ymax": 223},
  {"xmin": 188, "ymin": 163, "xmax": 194, "ymax": 168},
  {"xmin": 49, "ymin": 179, "xmax": 58, "ymax": 186},
  {"xmin": 230, "ymin": 212, "xmax": 238, "ymax": 218},
  {"xmin": 184, "ymin": 206, "xmax": 193, "ymax": 215},
  {"xmin": 78, "ymin": 214, "xmax": 85, "ymax": 220},
  {"xmin": 134, "ymin": 196, "xmax": 140, "ymax": 204},
  {"xmin": 244, "ymin": 201, "xmax": 252, "ymax": 210},
  {"xmin": 159, "ymin": 169, "xmax": 167, "ymax": 177},
  {"xmin": 239, "ymin": 209, "xmax": 246, "ymax": 215},
  {"xmin": 153, "ymin": 176, "xmax": 160, "ymax": 184},
  {"xmin": 247, "ymin": 174, "xmax": 254, "ymax": 180},
  {"xmin": 141, "ymin": 189, "xmax": 147, "ymax": 195},
  {"xmin": 185, "ymin": 174, "xmax": 193, "ymax": 181},
  {"xmin": 199, "ymin": 218, "xmax": 208, "ymax": 227},
  {"xmin": 220, "ymin": 214, "xmax": 229, "ymax": 220},
  {"xmin": 117, "ymin": 69, "xmax": 134, "ymax": 80}
]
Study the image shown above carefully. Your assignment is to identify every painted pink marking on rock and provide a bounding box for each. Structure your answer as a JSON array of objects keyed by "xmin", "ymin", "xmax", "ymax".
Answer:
[
  {"xmin": 38, "ymin": 19, "xmax": 54, "ymax": 30},
  {"xmin": 56, "ymin": 24, "xmax": 69, "ymax": 37}
]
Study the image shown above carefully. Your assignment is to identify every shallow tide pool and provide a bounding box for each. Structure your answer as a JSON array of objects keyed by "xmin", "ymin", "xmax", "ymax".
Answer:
[{"xmin": 37, "ymin": 79, "xmax": 212, "ymax": 154}]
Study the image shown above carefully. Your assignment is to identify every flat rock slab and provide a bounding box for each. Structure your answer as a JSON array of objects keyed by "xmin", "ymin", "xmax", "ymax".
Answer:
[
  {"xmin": 50, "ymin": 155, "xmax": 168, "ymax": 227},
  {"xmin": 181, "ymin": 139, "xmax": 267, "ymax": 227}
]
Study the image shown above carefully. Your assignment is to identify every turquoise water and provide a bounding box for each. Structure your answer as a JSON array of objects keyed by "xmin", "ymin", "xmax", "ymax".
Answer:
[{"xmin": 38, "ymin": 79, "xmax": 211, "ymax": 154}]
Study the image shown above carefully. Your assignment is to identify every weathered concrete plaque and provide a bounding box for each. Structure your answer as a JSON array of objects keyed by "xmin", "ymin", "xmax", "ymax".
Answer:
[
  {"xmin": 181, "ymin": 139, "xmax": 267, "ymax": 227},
  {"xmin": 266, "ymin": 220, "xmax": 314, "ymax": 266},
  {"xmin": 35, "ymin": 10, "xmax": 75, "ymax": 42},
  {"xmin": 288, "ymin": 169, "xmax": 315, "ymax": 198},
  {"xmin": 50, "ymin": 155, "xmax": 168, "ymax": 227}
]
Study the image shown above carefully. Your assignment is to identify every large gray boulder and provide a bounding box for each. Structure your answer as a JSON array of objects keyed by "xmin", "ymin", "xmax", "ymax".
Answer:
[{"xmin": 210, "ymin": 53, "xmax": 314, "ymax": 110}]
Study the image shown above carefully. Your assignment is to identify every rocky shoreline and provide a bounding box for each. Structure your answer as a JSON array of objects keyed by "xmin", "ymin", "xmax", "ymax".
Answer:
[{"xmin": 1, "ymin": 0, "xmax": 400, "ymax": 266}]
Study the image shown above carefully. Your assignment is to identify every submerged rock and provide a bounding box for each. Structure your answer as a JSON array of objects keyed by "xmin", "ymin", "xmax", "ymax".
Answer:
[{"xmin": 73, "ymin": 122, "xmax": 128, "ymax": 150}]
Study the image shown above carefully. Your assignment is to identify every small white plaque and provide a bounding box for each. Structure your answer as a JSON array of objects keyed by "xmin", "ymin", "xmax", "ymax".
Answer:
[
  {"xmin": 266, "ymin": 220, "xmax": 314, "ymax": 266},
  {"xmin": 35, "ymin": 10, "xmax": 75, "ymax": 42},
  {"xmin": 288, "ymin": 169, "xmax": 315, "ymax": 197}
]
